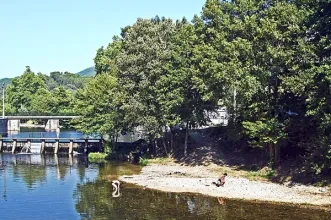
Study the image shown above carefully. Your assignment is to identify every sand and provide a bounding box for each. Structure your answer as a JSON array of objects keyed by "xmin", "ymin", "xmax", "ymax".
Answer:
[{"xmin": 119, "ymin": 164, "xmax": 331, "ymax": 206}]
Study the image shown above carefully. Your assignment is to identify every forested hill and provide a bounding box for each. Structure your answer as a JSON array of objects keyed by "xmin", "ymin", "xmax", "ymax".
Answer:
[
  {"xmin": 0, "ymin": 66, "xmax": 94, "ymax": 89},
  {"xmin": 0, "ymin": 78, "xmax": 12, "ymax": 86},
  {"xmin": 76, "ymin": 66, "xmax": 95, "ymax": 77},
  {"xmin": 46, "ymin": 71, "xmax": 88, "ymax": 91}
]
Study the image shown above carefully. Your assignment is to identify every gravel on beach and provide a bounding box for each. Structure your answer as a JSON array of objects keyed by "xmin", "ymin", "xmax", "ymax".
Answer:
[{"xmin": 119, "ymin": 164, "xmax": 331, "ymax": 206}]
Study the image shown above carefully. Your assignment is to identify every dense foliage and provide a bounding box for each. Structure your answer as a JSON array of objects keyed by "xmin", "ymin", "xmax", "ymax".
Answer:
[
  {"xmin": 74, "ymin": 0, "xmax": 331, "ymax": 176},
  {"xmin": 3, "ymin": 0, "xmax": 331, "ymax": 178},
  {"xmin": 1, "ymin": 66, "xmax": 89, "ymax": 115},
  {"xmin": 0, "ymin": 78, "xmax": 12, "ymax": 86}
]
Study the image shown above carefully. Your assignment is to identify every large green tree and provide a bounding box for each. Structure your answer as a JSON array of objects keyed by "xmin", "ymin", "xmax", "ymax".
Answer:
[
  {"xmin": 6, "ymin": 66, "xmax": 46, "ymax": 114},
  {"xmin": 199, "ymin": 0, "xmax": 312, "ymax": 165},
  {"xmin": 116, "ymin": 17, "xmax": 176, "ymax": 150},
  {"xmin": 73, "ymin": 73, "xmax": 125, "ymax": 141}
]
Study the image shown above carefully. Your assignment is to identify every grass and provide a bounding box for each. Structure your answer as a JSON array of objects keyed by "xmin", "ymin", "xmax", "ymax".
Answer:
[
  {"xmin": 88, "ymin": 152, "xmax": 108, "ymax": 160},
  {"xmin": 245, "ymin": 167, "xmax": 276, "ymax": 181},
  {"xmin": 138, "ymin": 155, "xmax": 176, "ymax": 166},
  {"xmin": 207, "ymin": 164, "xmax": 277, "ymax": 181},
  {"xmin": 147, "ymin": 156, "xmax": 176, "ymax": 165},
  {"xmin": 139, "ymin": 157, "xmax": 149, "ymax": 166}
]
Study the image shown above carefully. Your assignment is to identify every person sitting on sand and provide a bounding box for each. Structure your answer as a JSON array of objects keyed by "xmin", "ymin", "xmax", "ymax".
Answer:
[
  {"xmin": 212, "ymin": 173, "xmax": 227, "ymax": 187},
  {"xmin": 217, "ymin": 197, "xmax": 226, "ymax": 205}
]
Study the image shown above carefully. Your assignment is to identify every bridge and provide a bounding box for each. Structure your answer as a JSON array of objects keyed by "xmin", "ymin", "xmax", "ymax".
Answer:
[
  {"xmin": 0, "ymin": 137, "xmax": 101, "ymax": 154},
  {"xmin": 0, "ymin": 115, "xmax": 80, "ymax": 133}
]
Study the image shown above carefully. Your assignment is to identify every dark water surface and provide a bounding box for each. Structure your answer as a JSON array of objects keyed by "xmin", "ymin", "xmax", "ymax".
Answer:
[{"xmin": 0, "ymin": 154, "xmax": 330, "ymax": 220}]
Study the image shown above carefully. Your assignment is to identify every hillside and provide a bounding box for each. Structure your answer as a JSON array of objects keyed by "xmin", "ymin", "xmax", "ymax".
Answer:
[
  {"xmin": 0, "ymin": 78, "xmax": 12, "ymax": 86},
  {"xmin": 0, "ymin": 66, "xmax": 95, "ymax": 88},
  {"xmin": 76, "ymin": 66, "xmax": 95, "ymax": 77}
]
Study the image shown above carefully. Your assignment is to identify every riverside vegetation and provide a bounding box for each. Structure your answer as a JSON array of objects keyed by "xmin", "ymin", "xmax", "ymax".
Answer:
[{"xmin": 2, "ymin": 0, "xmax": 331, "ymax": 186}]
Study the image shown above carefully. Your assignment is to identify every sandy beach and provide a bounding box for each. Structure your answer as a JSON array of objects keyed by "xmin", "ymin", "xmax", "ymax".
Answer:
[{"xmin": 119, "ymin": 163, "xmax": 331, "ymax": 206}]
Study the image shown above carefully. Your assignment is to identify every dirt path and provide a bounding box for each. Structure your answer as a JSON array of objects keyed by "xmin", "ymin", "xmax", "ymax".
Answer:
[{"xmin": 119, "ymin": 164, "xmax": 331, "ymax": 206}]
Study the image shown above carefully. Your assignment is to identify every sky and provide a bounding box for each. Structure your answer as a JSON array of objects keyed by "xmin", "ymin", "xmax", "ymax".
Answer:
[{"xmin": 0, "ymin": 0, "xmax": 206, "ymax": 78}]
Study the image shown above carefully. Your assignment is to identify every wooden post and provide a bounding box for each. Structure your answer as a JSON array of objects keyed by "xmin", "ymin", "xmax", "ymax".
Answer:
[
  {"xmin": 69, "ymin": 140, "xmax": 73, "ymax": 154},
  {"xmin": 12, "ymin": 139, "xmax": 17, "ymax": 154},
  {"xmin": 0, "ymin": 140, "xmax": 3, "ymax": 152},
  {"xmin": 84, "ymin": 139, "xmax": 88, "ymax": 154},
  {"xmin": 41, "ymin": 139, "xmax": 45, "ymax": 154},
  {"xmin": 54, "ymin": 139, "xmax": 59, "ymax": 154}
]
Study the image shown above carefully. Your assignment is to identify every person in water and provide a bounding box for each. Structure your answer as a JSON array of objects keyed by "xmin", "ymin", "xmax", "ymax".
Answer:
[
  {"xmin": 212, "ymin": 173, "xmax": 227, "ymax": 187},
  {"xmin": 111, "ymin": 180, "xmax": 121, "ymax": 197}
]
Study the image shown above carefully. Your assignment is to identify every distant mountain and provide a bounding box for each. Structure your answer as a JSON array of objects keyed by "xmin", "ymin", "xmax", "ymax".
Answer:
[
  {"xmin": 0, "ymin": 66, "xmax": 95, "ymax": 86},
  {"xmin": 0, "ymin": 78, "xmax": 12, "ymax": 86},
  {"xmin": 76, "ymin": 67, "xmax": 95, "ymax": 77}
]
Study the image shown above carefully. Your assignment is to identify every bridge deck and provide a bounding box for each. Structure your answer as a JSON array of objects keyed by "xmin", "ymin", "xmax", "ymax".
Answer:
[
  {"xmin": 0, "ymin": 137, "xmax": 101, "ymax": 143},
  {"xmin": 3, "ymin": 116, "xmax": 80, "ymax": 119}
]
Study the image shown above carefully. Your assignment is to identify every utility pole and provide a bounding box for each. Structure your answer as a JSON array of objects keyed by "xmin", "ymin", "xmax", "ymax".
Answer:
[
  {"xmin": 233, "ymin": 87, "xmax": 237, "ymax": 121},
  {"xmin": 1, "ymin": 84, "xmax": 4, "ymax": 118}
]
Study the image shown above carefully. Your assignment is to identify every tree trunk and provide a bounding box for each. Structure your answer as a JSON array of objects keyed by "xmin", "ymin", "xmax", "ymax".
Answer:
[
  {"xmin": 154, "ymin": 139, "xmax": 158, "ymax": 156},
  {"xmin": 149, "ymin": 135, "xmax": 156, "ymax": 157},
  {"xmin": 115, "ymin": 134, "xmax": 119, "ymax": 152},
  {"xmin": 162, "ymin": 138, "xmax": 168, "ymax": 155},
  {"xmin": 170, "ymin": 129, "xmax": 174, "ymax": 155},
  {"xmin": 268, "ymin": 143, "xmax": 274, "ymax": 167},
  {"xmin": 184, "ymin": 121, "xmax": 189, "ymax": 157},
  {"xmin": 274, "ymin": 144, "xmax": 280, "ymax": 166}
]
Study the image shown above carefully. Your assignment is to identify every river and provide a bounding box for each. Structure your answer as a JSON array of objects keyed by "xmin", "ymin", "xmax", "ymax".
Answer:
[{"xmin": 0, "ymin": 153, "xmax": 329, "ymax": 220}]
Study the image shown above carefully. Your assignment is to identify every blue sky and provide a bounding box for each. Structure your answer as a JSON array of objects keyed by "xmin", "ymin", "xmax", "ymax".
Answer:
[{"xmin": 0, "ymin": 0, "xmax": 206, "ymax": 78}]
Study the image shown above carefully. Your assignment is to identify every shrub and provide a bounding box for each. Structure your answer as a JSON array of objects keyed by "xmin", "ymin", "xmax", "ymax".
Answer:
[
  {"xmin": 88, "ymin": 152, "xmax": 107, "ymax": 160},
  {"xmin": 139, "ymin": 157, "xmax": 149, "ymax": 166}
]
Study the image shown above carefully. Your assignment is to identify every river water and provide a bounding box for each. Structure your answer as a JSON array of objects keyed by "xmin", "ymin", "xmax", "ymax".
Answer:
[{"xmin": 0, "ymin": 154, "xmax": 330, "ymax": 220}]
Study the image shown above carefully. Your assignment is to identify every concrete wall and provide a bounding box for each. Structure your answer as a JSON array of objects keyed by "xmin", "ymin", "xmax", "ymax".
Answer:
[
  {"xmin": 45, "ymin": 119, "xmax": 60, "ymax": 131},
  {"xmin": 8, "ymin": 119, "xmax": 20, "ymax": 132}
]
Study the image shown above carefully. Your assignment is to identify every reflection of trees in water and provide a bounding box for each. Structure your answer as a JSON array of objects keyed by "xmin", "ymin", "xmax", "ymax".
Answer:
[
  {"xmin": 6, "ymin": 154, "xmax": 82, "ymax": 189},
  {"xmin": 77, "ymin": 166, "xmax": 86, "ymax": 182},
  {"xmin": 73, "ymin": 179, "xmax": 228, "ymax": 220},
  {"xmin": 98, "ymin": 162, "xmax": 141, "ymax": 181},
  {"xmin": 56, "ymin": 164, "xmax": 69, "ymax": 180},
  {"xmin": 73, "ymin": 164, "xmax": 331, "ymax": 220},
  {"xmin": 74, "ymin": 181, "xmax": 115, "ymax": 220},
  {"xmin": 12, "ymin": 165, "xmax": 47, "ymax": 189}
]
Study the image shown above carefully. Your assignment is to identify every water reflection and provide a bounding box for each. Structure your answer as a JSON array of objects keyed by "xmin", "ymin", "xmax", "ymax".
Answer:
[
  {"xmin": 74, "ymin": 183, "xmax": 331, "ymax": 220},
  {"xmin": 74, "ymin": 165, "xmax": 331, "ymax": 220},
  {"xmin": 0, "ymin": 154, "xmax": 329, "ymax": 220}
]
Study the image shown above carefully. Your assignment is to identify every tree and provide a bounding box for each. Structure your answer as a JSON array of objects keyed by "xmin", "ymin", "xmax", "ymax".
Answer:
[
  {"xmin": 199, "ymin": 0, "xmax": 311, "ymax": 166},
  {"xmin": 94, "ymin": 37, "xmax": 122, "ymax": 76},
  {"xmin": 6, "ymin": 66, "xmax": 46, "ymax": 114},
  {"xmin": 115, "ymin": 17, "xmax": 176, "ymax": 153},
  {"xmin": 162, "ymin": 18, "xmax": 220, "ymax": 156},
  {"xmin": 283, "ymin": 0, "xmax": 331, "ymax": 174},
  {"xmin": 51, "ymin": 86, "xmax": 75, "ymax": 115},
  {"xmin": 73, "ymin": 73, "xmax": 125, "ymax": 144},
  {"xmin": 29, "ymin": 88, "xmax": 53, "ymax": 115}
]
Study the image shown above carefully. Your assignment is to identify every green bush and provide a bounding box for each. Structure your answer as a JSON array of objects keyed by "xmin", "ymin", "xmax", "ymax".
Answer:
[
  {"xmin": 88, "ymin": 152, "xmax": 107, "ymax": 160},
  {"xmin": 139, "ymin": 157, "xmax": 149, "ymax": 166},
  {"xmin": 246, "ymin": 167, "xmax": 276, "ymax": 180}
]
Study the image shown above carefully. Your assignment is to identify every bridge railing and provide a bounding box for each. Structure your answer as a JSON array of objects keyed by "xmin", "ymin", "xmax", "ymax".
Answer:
[{"xmin": 5, "ymin": 112, "xmax": 80, "ymax": 117}]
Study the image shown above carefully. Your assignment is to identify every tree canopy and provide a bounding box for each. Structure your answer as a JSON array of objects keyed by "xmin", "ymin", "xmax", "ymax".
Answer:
[{"xmin": 4, "ymin": 0, "xmax": 331, "ymax": 178}]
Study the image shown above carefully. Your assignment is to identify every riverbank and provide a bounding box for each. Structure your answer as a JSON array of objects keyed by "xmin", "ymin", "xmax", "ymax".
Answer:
[{"xmin": 119, "ymin": 163, "xmax": 331, "ymax": 207}]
